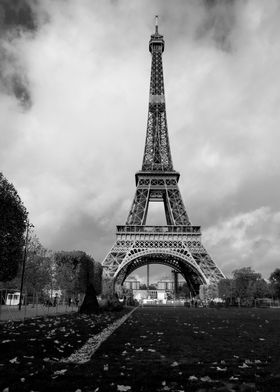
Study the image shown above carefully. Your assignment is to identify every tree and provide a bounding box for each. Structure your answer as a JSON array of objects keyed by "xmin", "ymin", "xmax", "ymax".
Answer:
[
  {"xmin": 233, "ymin": 267, "xmax": 261, "ymax": 304},
  {"xmin": 1, "ymin": 234, "xmax": 53, "ymax": 296},
  {"xmin": 54, "ymin": 251, "xmax": 102, "ymax": 314},
  {"xmin": 177, "ymin": 282, "xmax": 191, "ymax": 299},
  {"xmin": 0, "ymin": 172, "xmax": 28, "ymax": 281},
  {"xmin": 269, "ymin": 268, "xmax": 280, "ymax": 299},
  {"xmin": 54, "ymin": 251, "xmax": 80, "ymax": 295},
  {"xmin": 251, "ymin": 278, "xmax": 271, "ymax": 299},
  {"xmin": 23, "ymin": 235, "xmax": 52, "ymax": 294},
  {"xmin": 200, "ymin": 284, "xmax": 219, "ymax": 302},
  {"xmin": 218, "ymin": 279, "xmax": 235, "ymax": 303}
]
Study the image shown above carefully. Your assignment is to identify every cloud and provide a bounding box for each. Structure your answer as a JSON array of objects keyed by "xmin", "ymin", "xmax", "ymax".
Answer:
[
  {"xmin": 1, "ymin": 0, "xmax": 279, "ymax": 281},
  {"xmin": 0, "ymin": 0, "xmax": 35, "ymax": 108},
  {"xmin": 204, "ymin": 207, "xmax": 280, "ymax": 278}
]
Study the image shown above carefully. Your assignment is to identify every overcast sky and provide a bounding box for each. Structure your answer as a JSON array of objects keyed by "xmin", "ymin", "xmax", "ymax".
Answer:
[{"xmin": 1, "ymin": 0, "xmax": 280, "ymax": 282}]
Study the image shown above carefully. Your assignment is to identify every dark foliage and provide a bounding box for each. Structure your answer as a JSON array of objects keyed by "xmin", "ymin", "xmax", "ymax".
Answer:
[
  {"xmin": 1, "ymin": 234, "xmax": 52, "ymax": 296},
  {"xmin": 0, "ymin": 172, "xmax": 28, "ymax": 281},
  {"xmin": 218, "ymin": 267, "xmax": 272, "ymax": 305},
  {"xmin": 54, "ymin": 250, "xmax": 102, "ymax": 314},
  {"xmin": 0, "ymin": 0, "xmax": 36, "ymax": 33},
  {"xmin": 269, "ymin": 268, "xmax": 280, "ymax": 298},
  {"xmin": 79, "ymin": 284, "xmax": 100, "ymax": 314}
]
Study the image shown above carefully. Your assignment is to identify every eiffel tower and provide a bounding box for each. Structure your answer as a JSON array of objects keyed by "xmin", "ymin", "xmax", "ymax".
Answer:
[{"xmin": 102, "ymin": 18, "xmax": 225, "ymax": 295}]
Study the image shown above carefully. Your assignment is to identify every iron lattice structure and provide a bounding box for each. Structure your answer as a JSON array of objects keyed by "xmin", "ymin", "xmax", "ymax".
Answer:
[{"xmin": 102, "ymin": 21, "xmax": 225, "ymax": 295}]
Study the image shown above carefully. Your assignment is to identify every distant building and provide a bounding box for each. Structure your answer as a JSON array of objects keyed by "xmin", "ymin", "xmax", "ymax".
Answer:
[
  {"xmin": 123, "ymin": 276, "xmax": 140, "ymax": 290},
  {"xmin": 157, "ymin": 276, "xmax": 185, "ymax": 291},
  {"xmin": 124, "ymin": 274, "xmax": 186, "ymax": 302},
  {"xmin": 132, "ymin": 289, "xmax": 167, "ymax": 304}
]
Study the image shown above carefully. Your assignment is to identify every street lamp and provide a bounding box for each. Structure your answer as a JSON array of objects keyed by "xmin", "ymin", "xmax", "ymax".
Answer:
[{"xmin": 18, "ymin": 220, "xmax": 34, "ymax": 311}]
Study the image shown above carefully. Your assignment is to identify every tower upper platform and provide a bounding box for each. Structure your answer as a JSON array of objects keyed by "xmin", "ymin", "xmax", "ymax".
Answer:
[{"xmin": 149, "ymin": 16, "xmax": 165, "ymax": 53}]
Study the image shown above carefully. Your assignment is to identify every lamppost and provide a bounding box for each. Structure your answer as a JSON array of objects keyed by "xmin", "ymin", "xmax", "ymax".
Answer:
[{"xmin": 18, "ymin": 220, "xmax": 34, "ymax": 311}]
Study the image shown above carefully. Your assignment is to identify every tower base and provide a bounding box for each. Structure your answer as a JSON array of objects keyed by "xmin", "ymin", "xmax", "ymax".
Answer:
[{"xmin": 102, "ymin": 225, "xmax": 224, "ymax": 295}]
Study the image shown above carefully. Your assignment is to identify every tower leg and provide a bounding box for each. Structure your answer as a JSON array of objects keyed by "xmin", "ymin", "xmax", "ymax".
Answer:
[
  {"xmin": 102, "ymin": 277, "xmax": 115, "ymax": 297},
  {"xmin": 172, "ymin": 270, "xmax": 178, "ymax": 299},
  {"xmin": 147, "ymin": 263, "xmax": 150, "ymax": 298}
]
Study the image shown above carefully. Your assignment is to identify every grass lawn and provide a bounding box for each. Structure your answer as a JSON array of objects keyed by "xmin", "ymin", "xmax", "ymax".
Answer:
[
  {"xmin": 0, "ymin": 306, "xmax": 279, "ymax": 391},
  {"xmin": 0, "ymin": 308, "xmax": 131, "ymax": 391}
]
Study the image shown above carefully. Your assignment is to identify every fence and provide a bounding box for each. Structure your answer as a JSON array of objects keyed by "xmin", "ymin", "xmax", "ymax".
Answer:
[
  {"xmin": 0, "ymin": 289, "xmax": 78, "ymax": 322},
  {"xmin": 254, "ymin": 298, "xmax": 280, "ymax": 308}
]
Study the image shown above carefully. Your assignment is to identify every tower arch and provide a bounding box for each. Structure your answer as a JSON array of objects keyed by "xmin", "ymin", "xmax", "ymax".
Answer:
[{"xmin": 113, "ymin": 250, "xmax": 208, "ymax": 296}]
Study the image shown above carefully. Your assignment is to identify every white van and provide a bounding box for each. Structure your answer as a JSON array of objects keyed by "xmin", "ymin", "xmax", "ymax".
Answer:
[{"xmin": 5, "ymin": 292, "xmax": 21, "ymax": 306}]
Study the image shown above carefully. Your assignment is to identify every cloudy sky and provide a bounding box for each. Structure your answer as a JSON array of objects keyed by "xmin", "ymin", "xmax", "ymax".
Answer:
[{"xmin": 1, "ymin": 0, "xmax": 280, "ymax": 282}]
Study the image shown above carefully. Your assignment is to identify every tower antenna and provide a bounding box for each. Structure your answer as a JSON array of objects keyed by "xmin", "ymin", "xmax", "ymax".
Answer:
[{"xmin": 155, "ymin": 15, "xmax": 159, "ymax": 34}]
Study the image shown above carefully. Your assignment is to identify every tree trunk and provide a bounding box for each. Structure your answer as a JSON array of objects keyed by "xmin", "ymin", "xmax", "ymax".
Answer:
[{"xmin": 79, "ymin": 283, "xmax": 99, "ymax": 314}]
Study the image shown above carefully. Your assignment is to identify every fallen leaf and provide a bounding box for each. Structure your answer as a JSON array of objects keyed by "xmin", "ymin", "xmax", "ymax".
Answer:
[
  {"xmin": 239, "ymin": 363, "xmax": 249, "ymax": 369},
  {"xmin": 53, "ymin": 369, "xmax": 68, "ymax": 375},
  {"xmin": 188, "ymin": 375, "xmax": 198, "ymax": 381},
  {"xmin": 216, "ymin": 366, "xmax": 227, "ymax": 371},
  {"xmin": 117, "ymin": 386, "xmax": 131, "ymax": 391},
  {"xmin": 200, "ymin": 376, "xmax": 212, "ymax": 382}
]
